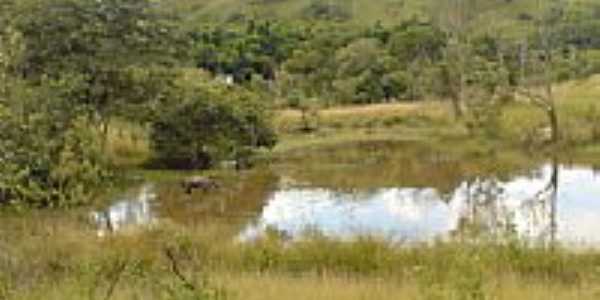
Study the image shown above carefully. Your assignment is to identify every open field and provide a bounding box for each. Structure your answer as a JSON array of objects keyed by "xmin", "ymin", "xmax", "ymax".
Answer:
[{"xmin": 272, "ymin": 75, "xmax": 600, "ymax": 154}]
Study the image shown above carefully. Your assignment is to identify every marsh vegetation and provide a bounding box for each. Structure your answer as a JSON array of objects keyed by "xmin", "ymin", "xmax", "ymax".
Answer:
[{"xmin": 2, "ymin": 0, "xmax": 600, "ymax": 299}]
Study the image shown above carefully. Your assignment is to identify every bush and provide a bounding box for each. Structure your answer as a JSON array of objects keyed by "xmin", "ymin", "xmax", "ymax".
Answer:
[
  {"xmin": 0, "ymin": 21, "xmax": 114, "ymax": 207},
  {"xmin": 0, "ymin": 105, "xmax": 112, "ymax": 207},
  {"xmin": 302, "ymin": 1, "xmax": 352, "ymax": 21},
  {"xmin": 150, "ymin": 80, "xmax": 277, "ymax": 170}
]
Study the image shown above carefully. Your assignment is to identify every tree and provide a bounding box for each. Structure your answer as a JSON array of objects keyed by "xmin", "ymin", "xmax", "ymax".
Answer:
[
  {"xmin": 11, "ymin": 0, "xmax": 186, "ymax": 138},
  {"xmin": 0, "ymin": 0, "xmax": 184, "ymax": 206},
  {"xmin": 511, "ymin": 0, "xmax": 574, "ymax": 144},
  {"xmin": 283, "ymin": 23, "xmax": 365, "ymax": 105},
  {"xmin": 0, "ymin": 79, "xmax": 112, "ymax": 207},
  {"xmin": 1, "ymin": 24, "xmax": 112, "ymax": 206},
  {"xmin": 150, "ymin": 74, "xmax": 277, "ymax": 170},
  {"xmin": 430, "ymin": 0, "xmax": 487, "ymax": 118},
  {"xmin": 193, "ymin": 20, "xmax": 304, "ymax": 84},
  {"xmin": 387, "ymin": 20, "xmax": 445, "ymax": 100}
]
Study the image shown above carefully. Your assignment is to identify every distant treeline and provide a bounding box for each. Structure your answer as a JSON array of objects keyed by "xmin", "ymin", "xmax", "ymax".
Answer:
[
  {"xmin": 190, "ymin": 11, "xmax": 600, "ymax": 105},
  {"xmin": 1, "ymin": 0, "xmax": 599, "ymax": 207}
]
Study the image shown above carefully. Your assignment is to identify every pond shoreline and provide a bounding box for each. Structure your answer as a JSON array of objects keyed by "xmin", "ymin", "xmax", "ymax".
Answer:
[{"xmin": 5, "ymin": 107, "xmax": 600, "ymax": 300}]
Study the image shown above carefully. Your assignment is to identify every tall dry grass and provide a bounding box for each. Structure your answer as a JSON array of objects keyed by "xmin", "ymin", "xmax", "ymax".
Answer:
[{"xmin": 2, "ymin": 206, "xmax": 600, "ymax": 300}]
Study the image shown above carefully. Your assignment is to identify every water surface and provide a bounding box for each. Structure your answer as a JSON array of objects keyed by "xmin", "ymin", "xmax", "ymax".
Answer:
[
  {"xmin": 241, "ymin": 163, "xmax": 600, "ymax": 247},
  {"xmin": 93, "ymin": 150, "xmax": 600, "ymax": 247},
  {"xmin": 91, "ymin": 184, "xmax": 157, "ymax": 236}
]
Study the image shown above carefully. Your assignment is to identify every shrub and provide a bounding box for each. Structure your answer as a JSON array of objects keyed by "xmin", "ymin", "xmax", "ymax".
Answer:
[
  {"xmin": 302, "ymin": 1, "xmax": 352, "ymax": 21},
  {"xmin": 150, "ymin": 80, "xmax": 277, "ymax": 170},
  {"xmin": 0, "ymin": 106, "xmax": 112, "ymax": 207}
]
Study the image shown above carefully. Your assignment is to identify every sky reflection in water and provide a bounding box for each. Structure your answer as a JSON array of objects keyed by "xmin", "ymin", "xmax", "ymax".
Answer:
[
  {"xmin": 91, "ymin": 184, "xmax": 157, "ymax": 237},
  {"xmin": 91, "ymin": 164, "xmax": 600, "ymax": 247},
  {"xmin": 240, "ymin": 164, "xmax": 600, "ymax": 247}
]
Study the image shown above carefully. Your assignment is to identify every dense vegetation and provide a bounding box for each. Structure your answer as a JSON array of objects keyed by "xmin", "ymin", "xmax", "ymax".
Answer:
[
  {"xmin": 2, "ymin": 0, "xmax": 600, "ymax": 206},
  {"xmin": 2, "ymin": 1, "xmax": 600, "ymax": 299},
  {"xmin": 150, "ymin": 74, "xmax": 277, "ymax": 169}
]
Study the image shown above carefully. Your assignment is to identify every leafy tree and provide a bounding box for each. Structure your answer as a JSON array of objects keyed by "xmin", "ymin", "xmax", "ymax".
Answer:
[
  {"xmin": 11, "ymin": 0, "xmax": 187, "ymax": 135},
  {"xmin": 387, "ymin": 20, "xmax": 446, "ymax": 100},
  {"xmin": 301, "ymin": 0, "xmax": 352, "ymax": 22},
  {"xmin": 429, "ymin": 0, "xmax": 486, "ymax": 118},
  {"xmin": 193, "ymin": 20, "xmax": 304, "ymax": 84},
  {"xmin": 283, "ymin": 23, "xmax": 357, "ymax": 105},
  {"xmin": 388, "ymin": 20, "xmax": 445, "ymax": 63},
  {"xmin": 0, "ymin": 0, "xmax": 184, "ymax": 206},
  {"xmin": 150, "ymin": 74, "xmax": 277, "ymax": 170},
  {"xmin": 332, "ymin": 38, "xmax": 402, "ymax": 103},
  {"xmin": 510, "ymin": 0, "xmax": 583, "ymax": 144},
  {"xmin": 14, "ymin": 0, "xmax": 182, "ymax": 77},
  {"xmin": 0, "ymin": 81, "xmax": 111, "ymax": 207}
]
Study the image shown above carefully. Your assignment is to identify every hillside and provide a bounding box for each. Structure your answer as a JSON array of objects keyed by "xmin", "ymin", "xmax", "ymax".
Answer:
[{"xmin": 168, "ymin": 0, "xmax": 599, "ymax": 33}]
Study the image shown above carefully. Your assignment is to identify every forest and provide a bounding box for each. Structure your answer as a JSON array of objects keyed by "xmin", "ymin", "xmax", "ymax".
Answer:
[{"xmin": 2, "ymin": 0, "xmax": 600, "ymax": 299}]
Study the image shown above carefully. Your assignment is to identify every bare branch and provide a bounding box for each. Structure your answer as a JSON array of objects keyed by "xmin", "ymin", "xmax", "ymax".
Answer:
[
  {"xmin": 514, "ymin": 88, "xmax": 552, "ymax": 111},
  {"xmin": 164, "ymin": 247, "xmax": 197, "ymax": 292},
  {"xmin": 103, "ymin": 260, "xmax": 128, "ymax": 300}
]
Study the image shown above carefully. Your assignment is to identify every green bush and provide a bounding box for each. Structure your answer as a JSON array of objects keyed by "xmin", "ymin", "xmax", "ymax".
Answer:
[
  {"xmin": 302, "ymin": 1, "xmax": 352, "ymax": 21},
  {"xmin": 0, "ymin": 65, "xmax": 113, "ymax": 207},
  {"xmin": 0, "ymin": 105, "xmax": 112, "ymax": 207},
  {"xmin": 150, "ymin": 81, "xmax": 277, "ymax": 170}
]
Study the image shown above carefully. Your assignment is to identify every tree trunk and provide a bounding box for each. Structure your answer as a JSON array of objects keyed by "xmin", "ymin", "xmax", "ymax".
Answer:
[
  {"xmin": 544, "ymin": 64, "xmax": 559, "ymax": 143},
  {"xmin": 549, "ymin": 158, "xmax": 558, "ymax": 248},
  {"xmin": 547, "ymin": 105, "xmax": 559, "ymax": 143},
  {"xmin": 99, "ymin": 119, "xmax": 109, "ymax": 151},
  {"xmin": 451, "ymin": 94, "xmax": 464, "ymax": 119}
]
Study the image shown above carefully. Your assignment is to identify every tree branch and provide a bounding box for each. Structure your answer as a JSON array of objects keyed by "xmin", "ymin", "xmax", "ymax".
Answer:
[
  {"xmin": 103, "ymin": 260, "xmax": 128, "ymax": 300},
  {"xmin": 164, "ymin": 247, "xmax": 197, "ymax": 292},
  {"xmin": 514, "ymin": 88, "xmax": 552, "ymax": 111}
]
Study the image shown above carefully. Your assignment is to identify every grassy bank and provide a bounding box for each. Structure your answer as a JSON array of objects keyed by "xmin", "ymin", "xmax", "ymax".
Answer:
[
  {"xmin": 2, "ymin": 213, "xmax": 600, "ymax": 300},
  {"xmin": 271, "ymin": 75, "xmax": 600, "ymax": 163},
  {"xmin": 215, "ymin": 272, "xmax": 598, "ymax": 300},
  {"xmin": 101, "ymin": 75, "xmax": 600, "ymax": 169}
]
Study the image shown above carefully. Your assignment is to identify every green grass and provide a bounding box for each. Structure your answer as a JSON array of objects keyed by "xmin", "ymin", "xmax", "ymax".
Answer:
[
  {"xmin": 105, "ymin": 119, "xmax": 151, "ymax": 168},
  {"xmin": 493, "ymin": 75, "xmax": 600, "ymax": 147},
  {"xmin": 2, "ymin": 209, "xmax": 600, "ymax": 300},
  {"xmin": 272, "ymin": 101, "xmax": 464, "ymax": 155},
  {"xmin": 166, "ymin": 0, "xmax": 599, "ymax": 31}
]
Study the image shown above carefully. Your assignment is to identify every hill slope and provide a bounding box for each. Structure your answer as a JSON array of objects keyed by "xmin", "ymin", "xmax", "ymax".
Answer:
[{"xmin": 168, "ymin": 0, "xmax": 599, "ymax": 31}]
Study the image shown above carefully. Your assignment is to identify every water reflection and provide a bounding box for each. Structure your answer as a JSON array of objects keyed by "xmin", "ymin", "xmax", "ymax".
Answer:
[
  {"xmin": 240, "ymin": 163, "xmax": 600, "ymax": 247},
  {"xmin": 91, "ymin": 184, "xmax": 157, "ymax": 237},
  {"xmin": 239, "ymin": 188, "xmax": 459, "ymax": 243},
  {"xmin": 450, "ymin": 162, "xmax": 558, "ymax": 246}
]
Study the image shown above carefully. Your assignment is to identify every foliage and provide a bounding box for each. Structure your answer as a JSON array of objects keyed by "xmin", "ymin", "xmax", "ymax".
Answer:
[
  {"xmin": 0, "ymin": 0, "xmax": 186, "ymax": 206},
  {"xmin": 150, "ymin": 76, "xmax": 277, "ymax": 169},
  {"xmin": 13, "ymin": 0, "xmax": 183, "ymax": 78},
  {"xmin": 192, "ymin": 20, "xmax": 304, "ymax": 84},
  {"xmin": 332, "ymin": 38, "xmax": 399, "ymax": 103},
  {"xmin": 301, "ymin": 0, "xmax": 352, "ymax": 22},
  {"xmin": 10, "ymin": 0, "xmax": 187, "ymax": 130},
  {"xmin": 2, "ymin": 0, "xmax": 600, "ymax": 207},
  {"xmin": 188, "ymin": 3, "xmax": 600, "ymax": 108},
  {"xmin": 1, "ymin": 6, "xmax": 114, "ymax": 207},
  {"xmin": 0, "ymin": 87, "xmax": 112, "ymax": 207}
]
